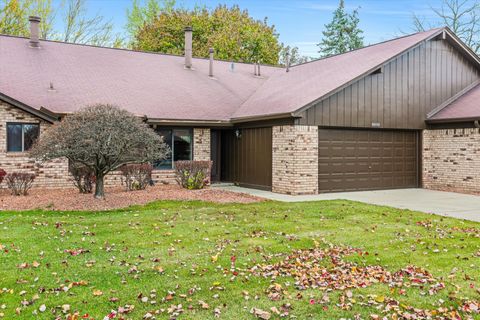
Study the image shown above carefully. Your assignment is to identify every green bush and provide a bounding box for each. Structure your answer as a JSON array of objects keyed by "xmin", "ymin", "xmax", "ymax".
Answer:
[{"xmin": 174, "ymin": 160, "xmax": 212, "ymax": 190}]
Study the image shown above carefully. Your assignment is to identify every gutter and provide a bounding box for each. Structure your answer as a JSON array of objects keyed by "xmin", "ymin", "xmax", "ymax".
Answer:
[
  {"xmin": 146, "ymin": 118, "xmax": 232, "ymax": 127},
  {"xmin": 230, "ymin": 112, "xmax": 297, "ymax": 123},
  {"xmin": 426, "ymin": 116, "xmax": 480, "ymax": 124}
]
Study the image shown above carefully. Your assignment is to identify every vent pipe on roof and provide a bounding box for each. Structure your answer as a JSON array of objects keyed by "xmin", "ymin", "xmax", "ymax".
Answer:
[
  {"xmin": 257, "ymin": 62, "xmax": 261, "ymax": 76},
  {"xmin": 184, "ymin": 26, "xmax": 193, "ymax": 69},
  {"xmin": 209, "ymin": 48, "xmax": 214, "ymax": 77},
  {"xmin": 253, "ymin": 63, "xmax": 257, "ymax": 76},
  {"xmin": 29, "ymin": 16, "xmax": 41, "ymax": 48},
  {"xmin": 286, "ymin": 52, "xmax": 290, "ymax": 72}
]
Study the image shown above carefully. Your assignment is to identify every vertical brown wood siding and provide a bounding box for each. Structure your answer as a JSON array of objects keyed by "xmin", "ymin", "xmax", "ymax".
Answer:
[
  {"xmin": 221, "ymin": 127, "xmax": 272, "ymax": 190},
  {"xmin": 296, "ymin": 39, "xmax": 480, "ymax": 129}
]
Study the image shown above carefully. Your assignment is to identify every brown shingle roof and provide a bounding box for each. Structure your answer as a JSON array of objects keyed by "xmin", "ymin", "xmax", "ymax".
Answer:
[
  {"xmin": 0, "ymin": 35, "xmax": 279, "ymax": 122},
  {"xmin": 0, "ymin": 28, "xmax": 444, "ymax": 122}
]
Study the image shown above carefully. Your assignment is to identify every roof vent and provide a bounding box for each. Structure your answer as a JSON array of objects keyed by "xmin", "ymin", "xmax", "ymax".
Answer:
[
  {"xmin": 184, "ymin": 26, "xmax": 192, "ymax": 69},
  {"xmin": 257, "ymin": 62, "xmax": 261, "ymax": 76},
  {"xmin": 253, "ymin": 63, "xmax": 258, "ymax": 76},
  {"xmin": 28, "ymin": 16, "xmax": 41, "ymax": 48},
  {"xmin": 209, "ymin": 48, "xmax": 214, "ymax": 77},
  {"xmin": 230, "ymin": 62, "xmax": 235, "ymax": 72}
]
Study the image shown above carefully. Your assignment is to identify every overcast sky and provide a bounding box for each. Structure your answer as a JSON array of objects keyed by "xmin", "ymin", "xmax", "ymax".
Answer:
[{"xmin": 56, "ymin": 0, "xmax": 448, "ymax": 57}]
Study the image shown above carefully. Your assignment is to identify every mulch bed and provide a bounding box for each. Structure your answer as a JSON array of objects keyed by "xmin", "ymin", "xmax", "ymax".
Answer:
[{"xmin": 0, "ymin": 185, "xmax": 263, "ymax": 211}]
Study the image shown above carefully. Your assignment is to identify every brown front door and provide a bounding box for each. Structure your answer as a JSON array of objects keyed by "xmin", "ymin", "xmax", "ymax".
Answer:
[
  {"xmin": 210, "ymin": 130, "xmax": 221, "ymax": 183},
  {"xmin": 318, "ymin": 129, "xmax": 419, "ymax": 193},
  {"xmin": 221, "ymin": 127, "xmax": 272, "ymax": 190}
]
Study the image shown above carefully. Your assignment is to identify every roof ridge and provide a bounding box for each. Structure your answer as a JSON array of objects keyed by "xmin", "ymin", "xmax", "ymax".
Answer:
[
  {"xmin": 291, "ymin": 27, "xmax": 445, "ymax": 68},
  {"xmin": 0, "ymin": 33, "xmax": 282, "ymax": 69}
]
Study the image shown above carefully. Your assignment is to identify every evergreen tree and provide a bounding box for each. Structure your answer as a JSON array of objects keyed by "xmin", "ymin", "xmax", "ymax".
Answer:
[{"xmin": 318, "ymin": 0, "xmax": 364, "ymax": 57}]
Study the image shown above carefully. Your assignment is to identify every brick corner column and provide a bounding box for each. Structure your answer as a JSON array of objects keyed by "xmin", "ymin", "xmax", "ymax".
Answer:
[
  {"xmin": 272, "ymin": 125, "xmax": 318, "ymax": 195},
  {"xmin": 193, "ymin": 128, "xmax": 211, "ymax": 161}
]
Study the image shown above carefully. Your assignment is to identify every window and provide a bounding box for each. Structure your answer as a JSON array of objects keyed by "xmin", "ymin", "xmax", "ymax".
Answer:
[
  {"xmin": 7, "ymin": 123, "xmax": 40, "ymax": 152},
  {"xmin": 154, "ymin": 128, "xmax": 192, "ymax": 169}
]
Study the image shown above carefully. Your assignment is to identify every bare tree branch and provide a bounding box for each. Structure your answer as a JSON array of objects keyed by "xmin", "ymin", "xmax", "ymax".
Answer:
[{"xmin": 410, "ymin": 0, "xmax": 480, "ymax": 53}]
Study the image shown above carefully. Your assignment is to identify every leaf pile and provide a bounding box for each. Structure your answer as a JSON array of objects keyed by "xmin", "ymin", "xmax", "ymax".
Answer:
[{"xmin": 249, "ymin": 245, "xmax": 479, "ymax": 319}]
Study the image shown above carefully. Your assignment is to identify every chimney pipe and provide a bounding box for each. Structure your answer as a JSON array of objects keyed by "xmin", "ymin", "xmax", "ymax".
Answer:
[
  {"xmin": 29, "ymin": 16, "xmax": 41, "ymax": 48},
  {"xmin": 286, "ymin": 52, "xmax": 290, "ymax": 72},
  {"xmin": 184, "ymin": 26, "xmax": 193, "ymax": 69},
  {"xmin": 257, "ymin": 62, "xmax": 261, "ymax": 76},
  {"xmin": 209, "ymin": 48, "xmax": 214, "ymax": 77}
]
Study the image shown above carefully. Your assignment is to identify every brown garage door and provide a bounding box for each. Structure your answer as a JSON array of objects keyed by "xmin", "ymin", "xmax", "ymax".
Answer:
[
  {"xmin": 221, "ymin": 127, "xmax": 272, "ymax": 190},
  {"xmin": 318, "ymin": 129, "xmax": 418, "ymax": 193}
]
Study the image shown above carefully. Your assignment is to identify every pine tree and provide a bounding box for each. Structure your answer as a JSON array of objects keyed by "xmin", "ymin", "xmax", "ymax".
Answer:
[{"xmin": 318, "ymin": 0, "xmax": 364, "ymax": 57}]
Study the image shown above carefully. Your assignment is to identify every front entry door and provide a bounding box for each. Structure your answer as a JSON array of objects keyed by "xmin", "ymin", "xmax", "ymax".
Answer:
[{"xmin": 210, "ymin": 130, "xmax": 221, "ymax": 182}]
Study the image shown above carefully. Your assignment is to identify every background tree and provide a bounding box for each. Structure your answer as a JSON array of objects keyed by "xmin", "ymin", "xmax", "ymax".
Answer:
[
  {"xmin": 30, "ymin": 105, "xmax": 169, "ymax": 199},
  {"xmin": 133, "ymin": 5, "xmax": 281, "ymax": 65},
  {"xmin": 318, "ymin": 0, "xmax": 364, "ymax": 57},
  {"xmin": 125, "ymin": 0, "xmax": 175, "ymax": 44},
  {"xmin": 279, "ymin": 44, "xmax": 310, "ymax": 67},
  {"xmin": 411, "ymin": 0, "xmax": 480, "ymax": 53},
  {"xmin": 0, "ymin": 0, "xmax": 35, "ymax": 36},
  {"xmin": 0, "ymin": 0, "xmax": 120, "ymax": 46},
  {"xmin": 60, "ymin": 0, "xmax": 121, "ymax": 46}
]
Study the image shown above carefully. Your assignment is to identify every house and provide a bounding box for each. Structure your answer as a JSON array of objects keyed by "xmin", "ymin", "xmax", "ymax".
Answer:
[{"xmin": 1, "ymin": 16, "xmax": 480, "ymax": 195}]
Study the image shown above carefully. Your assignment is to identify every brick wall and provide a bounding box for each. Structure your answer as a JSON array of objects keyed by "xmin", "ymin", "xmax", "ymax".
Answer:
[
  {"xmin": 272, "ymin": 125, "xmax": 318, "ymax": 195},
  {"xmin": 423, "ymin": 128, "xmax": 480, "ymax": 194},
  {"xmin": 193, "ymin": 128, "xmax": 211, "ymax": 161},
  {"xmin": 0, "ymin": 100, "xmax": 211, "ymax": 189},
  {"xmin": 0, "ymin": 101, "xmax": 71, "ymax": 188}
]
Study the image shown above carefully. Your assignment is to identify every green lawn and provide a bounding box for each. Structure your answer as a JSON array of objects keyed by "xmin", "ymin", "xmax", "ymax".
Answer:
[{"xmin": 0, "ymin": 200, "xmax": 479, "ymax": 319}]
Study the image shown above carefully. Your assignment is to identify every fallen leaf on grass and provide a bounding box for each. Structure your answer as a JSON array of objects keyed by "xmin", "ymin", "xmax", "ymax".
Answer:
[
  {"xmin": 250, "ymin": 307, "xmax": 271, "ymax": 319},
  {"xmin": 93, "ymin": 290, "xmax": 103, "ymax": 296}
]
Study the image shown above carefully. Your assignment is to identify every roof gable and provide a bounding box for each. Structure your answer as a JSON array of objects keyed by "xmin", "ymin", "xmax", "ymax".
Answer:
[{"xmin": 232, "ymin": 28, "xmax": 446, "ymax": 121}]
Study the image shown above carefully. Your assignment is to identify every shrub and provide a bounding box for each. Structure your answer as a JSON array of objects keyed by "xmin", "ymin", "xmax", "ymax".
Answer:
[
  {"xmin": 0, "ymin": 169, "xmax": 6, "ymax": 185},
  {"xmin": 5, "ymin": 172, "xmax": 36, "ymax": 196},
  {"xmin": 119, "ymin": 163, "xmax": 153, "ymax": 191},
  {"xmin": 69, "ymin": 164, "xmax": 95, "ymax": 194},
  {"xmin": 174, "ymin": 160, "xmax": 212, "ymax": 190}
]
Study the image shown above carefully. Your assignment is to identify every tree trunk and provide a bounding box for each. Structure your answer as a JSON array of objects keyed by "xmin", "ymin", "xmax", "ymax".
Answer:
[{"xmin": 94, "ymin": 174, "xmax": 105, "ymax": 199}]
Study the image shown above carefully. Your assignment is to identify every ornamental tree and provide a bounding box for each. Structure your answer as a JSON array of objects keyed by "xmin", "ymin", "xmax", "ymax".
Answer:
[{"xmin": 31, "ymin": 104, "xmax": 169, "ymax": 198}]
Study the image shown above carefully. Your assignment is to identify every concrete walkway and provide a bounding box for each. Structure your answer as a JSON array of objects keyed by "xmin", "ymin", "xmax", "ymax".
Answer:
[{"xmin": 214, "ymin": 185, "xmax": 480, "ymax": 222}]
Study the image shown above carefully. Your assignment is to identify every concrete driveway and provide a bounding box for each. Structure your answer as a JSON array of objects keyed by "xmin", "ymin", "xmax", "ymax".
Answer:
[{"xmin": 215, "ymin": 186, "xmax": 480, "ymax": 222}]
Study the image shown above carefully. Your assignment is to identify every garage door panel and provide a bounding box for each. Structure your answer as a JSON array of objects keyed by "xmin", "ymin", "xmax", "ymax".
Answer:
[{"xmin": 318, "ymin": 129, "xmax": 418, "ymax": 193}]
